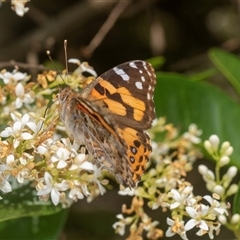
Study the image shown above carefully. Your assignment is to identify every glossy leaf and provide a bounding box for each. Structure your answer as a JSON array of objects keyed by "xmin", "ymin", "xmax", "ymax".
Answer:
[
  {"xmin": 154, "ymin": 72, "xmax": 240, "ymax": 169},
  {"xmin": 0, "ymin": 210, "xmax": 68, "ymax": 240},
  {"xmin": 0, "ymin": 183, "xmax": 62, "ymax": 222},
  {"xmin": 209, "ymin": 48, "xmax": 240, "ymax": 96}
]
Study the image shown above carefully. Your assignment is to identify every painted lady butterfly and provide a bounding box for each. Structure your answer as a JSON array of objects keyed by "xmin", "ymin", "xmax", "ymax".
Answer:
[{"xmin": 58, "ymin": 60, "xmax": 156, "ymax": 187}]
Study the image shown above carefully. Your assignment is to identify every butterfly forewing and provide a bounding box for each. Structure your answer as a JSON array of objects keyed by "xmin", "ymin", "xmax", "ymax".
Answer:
[{"xmin": 81, "ymin": 60, "xmax": 156, "ymax": 129}]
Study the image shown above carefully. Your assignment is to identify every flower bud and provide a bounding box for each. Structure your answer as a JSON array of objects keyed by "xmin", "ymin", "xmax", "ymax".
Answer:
[
  {"xmin": 221, "ymin": 141, "xmax": 230, "ymax": 152},
  {"xmin": 209, "ymin": 135, "xmax": 220, "ymax": 151},
  {"xmin": 204, "ymin": 140, "xmax": 212, "ymax": 154},
  {"xmin": 231, "ymin": 214, "xmax": 240, "ymax": 224},
  {"xmin": 218, "ymin": 215, "xmax": 227, "ymax": 225},
  {"xmin": 226, "ymin": 166, "xmax": 238, "ymax": 178},
  {"xmin": 224, "ymin": 146, "xmax": 233, "ymax": 156},
  {"xmin": 219, "ymin": 156, "xmax": 230, "ymax": 166},
  {"xmin": 198, "ymin": 165, "xmax": 208, "ymax": 175},
  {"xmin": 213, "ymin": 185, "xmax": 225, "ymax": 196},
  {"xmin": 226, "ymin": 184, "xmax": 239, "ymax": 196}
]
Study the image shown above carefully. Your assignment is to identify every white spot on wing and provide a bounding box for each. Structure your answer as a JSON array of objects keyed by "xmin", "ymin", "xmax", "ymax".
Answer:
[
  {"xmin": 129, "ymin": 62, "xmax": 137, "ymax": 68},
  {"xmin": 147, "ymin": 93, "xmax": 150, "ymax": 100},
  {"xmin": 147, "ymin": 71, "xmax": 152, "ymax": 76},
  {"xmin": 139, "ymin": 70, "xmax": 143, "ymax": 74},
  {"xmin": 135, "ymin": 81, "xmax": 143, "ymax": 90},
  {"xmin": 113, "ymin": 67, "xmax": 130, "ymax": 81},
  {"xmin": 141, "ymin": 76, "xmax": 145, "ymax": 82}
]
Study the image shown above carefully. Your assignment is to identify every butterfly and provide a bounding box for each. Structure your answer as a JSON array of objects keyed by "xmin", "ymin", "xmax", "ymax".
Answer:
[{"xmin": 58, "ymin": 60, "xmax": 156, "ymax": 188}]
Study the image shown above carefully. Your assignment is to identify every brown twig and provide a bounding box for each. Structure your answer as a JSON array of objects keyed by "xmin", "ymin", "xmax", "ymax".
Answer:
[
  {"xmin": 82, "ymin": 0, "xmax": 131, "ymax": 58},
  {"xmin": 0, "ymin": 60, "xmax": 50, "ymax": 71},
  {"xmin": 0, "ymin": 1, "xmax": 114, "ymax": 62}
]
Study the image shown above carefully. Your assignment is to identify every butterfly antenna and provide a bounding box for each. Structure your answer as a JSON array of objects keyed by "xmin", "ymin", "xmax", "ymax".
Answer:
[
  {"xmin": 46, "ymin": 49, "xmax": 67, "ymax": 85},
  {"xmin": 64, "ymin": 39, "xmax": 69, "ymax": 76}
]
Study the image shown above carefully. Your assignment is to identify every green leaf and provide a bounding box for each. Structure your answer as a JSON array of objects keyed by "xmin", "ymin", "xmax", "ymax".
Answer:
[
  {"xmin": 209, "ymin": 48, "xmax": 240, "ymax": 95},
  {"xmin": 0, "ymin": 182, "xmax": 62, "ymax": 222},
  {"xmin": 188, "ymin": 68, "xmax": 217, "ymax": 82},
  {"xmin": 154, "ymin": 72, "xmax": 240, "ymax": 169},
  {"xmin": 0, "ymin": 210, "xmax": 68, "ymax": 240},
  {"xmin": 233, "ymin": 181, "xmax": 240, "ymax": 214},
  {"xmin": 146, "ymin": 56, "xmax": 165, "ymax": 69}
]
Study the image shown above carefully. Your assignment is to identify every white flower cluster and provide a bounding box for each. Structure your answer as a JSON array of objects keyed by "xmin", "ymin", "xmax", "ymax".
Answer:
[
  {"xmin": 0, "ymin": 69, "xmax": 34, "ymax": 116},
  {"xmin": 0, "ymin": 111, "xmax": 106, "ymax": 206},
  {"xmin": 166, "ymin": 191, "xmax": 228, "ymax": 240},
  {"xmin": 200, "ymin": 134, "xmax": 240, "ymax": 230}
]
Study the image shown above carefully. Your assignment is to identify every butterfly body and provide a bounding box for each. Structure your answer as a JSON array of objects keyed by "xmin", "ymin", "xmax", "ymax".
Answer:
[{"xmin": 58, "ymin": 60, "xmax": 156, "ymax": 187}]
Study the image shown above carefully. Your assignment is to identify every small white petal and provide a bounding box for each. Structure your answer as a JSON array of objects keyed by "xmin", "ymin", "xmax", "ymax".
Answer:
[
  {"xmin": 37, "ymin": 145, "xmax": 47, "ymax": 155},
  {"xmin": 13, "ymin": 72, "xmax": 26, "ymax": 81},
  {"xmin": 0, "ymin": 128, "xmax": 12, "ymax": 137},
  {"xmin": 199, "ymin": 220, "xmax": 208, "ymax": 230},
  {"xmin": 21, "ymin": 132, "xmax": 33, "ymax": 140},
  {"xmin": 68, "ymin": 58, "xmax": 81, "ymax": 65},
  {"xmin": 26, "ymin": 122, "xmax": 37, "ymax": 132},
  {"xmin": 1, "ymin": 180, "xmax": 12, "ymax": 193},
  {"xmin": 15, "ymin": 98, "xmax": 23, "ymax": 109},
  {"xmin": 56, "ymin": 181, "xmax": 69, "ymax": 191},
  {"xmin": 166, "ymin": 217, "xmax": 174, "ymax": 225},
  {"xmin": 51, "ymin": 189, "xmax": 60, "ymax": 205},
  {"xmin": 22, "ymin": 114, "xmax": 30, "ymax": 124},
  {"xmin": 15, "ymin": 82, "xmax": 25, "ymax": 96},
  {"xmin": 10, "ymin": 113, "xmax": 19, "ymax": 122},
  {"xmin": 6, "ymin": 154, "xmax": 15, "ymax": 165},
  {"xmin": 186, "ymin": 206, "xmax": 197, "ymax": 218},
  {"xmin": 185, "ymin": 219, "xmax": 196, "ymax": 231},
  {"xmin": 13, "ymin": 139, "xmax": 20, "ymax": 148},
  {"xmin": 44, "ymin": 172, "xmax": 53, "ymax": 186},
  {"xmin": 57, "ymin": 160, "xmax": 67, "ymax": 169},
  {"xmin": 13, "ymin": 121, "xmax": 22, "ymax": 132},
  {"xmin": 80, "ymin": 162, "xmax": 94, "ymax": 171}
]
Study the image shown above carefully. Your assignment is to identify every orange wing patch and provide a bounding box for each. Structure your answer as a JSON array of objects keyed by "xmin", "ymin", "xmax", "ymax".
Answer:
[
  {"xmin": 90, "ymin": 79, "xmax": 146, "ymax": 122},
  {"xmin": 117, "ymin": 126, "xmax": 151, "ymax": 183}
]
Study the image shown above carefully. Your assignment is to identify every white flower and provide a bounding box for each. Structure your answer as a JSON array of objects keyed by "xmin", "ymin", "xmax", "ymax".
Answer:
[
  {"xmin": 169, "ymin": 186, "xmax": 193, "ymax": 209},
  {"xmin": 183, "ymin": 124, "xmax": 202, "ymax": 144},
  {"xmin": 166, "ymin": 217, "xmax": 188, "ymax": 240},
  {"xmin": 11, "ymin": 0, "xmax": 29, "ymax": 17},
  {"xmin": 0, "ymin": 113, "xmax": 33, "ymax": 148},
  {"xmin": 37, "ymin": 172, "xmax": 69, "ymax": 205},
  {"xmin": 69, "ymin": 153, "xmax": 91, "ymax": 171},
  {"xmin": 112, "ymin": 214, "xmax": 128, "ymax": 236},
  {"xmin": 15, "ymin": 82, "xmax": 34, "ymax": 109},
  {"xmin": 203, "ymin": 195, "xmax": 228, "ymax": 216},
  {"xmin": 68, "ymin": 58, "xmax": 97, "ymax": 77},
  {"xmin": 185, "ymin": 205, "xmax": 209, "ymax": 231},
  {"xmin": 0, "ymin": 69, "xmax": 27, "ymax": 84},
  {"xmin": 51, "ymin": 147, "xmax": 70, "ymax": 169},
  {"xmin": 69, "ymin": 188, "xmax": 84, "ymax": 201}
]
